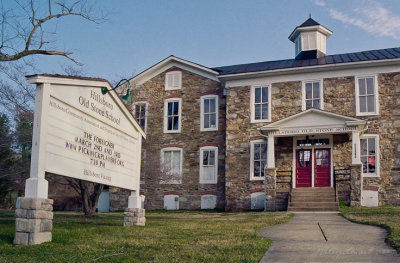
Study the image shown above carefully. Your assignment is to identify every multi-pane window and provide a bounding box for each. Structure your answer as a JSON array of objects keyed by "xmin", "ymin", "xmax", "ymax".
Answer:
[
  {"xmin": 201, "ymin": 95, "xmax": 218, "ymax": 131},
  {"xmin": 134, "ymin": 102, "xmax": 147, "ymax": 131},
  {"xmin": 165, "ymin": 71, "xmax": 182, "ymax": 90},
  {"xmin": 161, "ymin": 148, "xmax": 182, "ymax": 184},
  {"xmin": 164, "ymin": 98, "xmax": 181, "ymax": 133},
  {"xmin": 250, "ymin": 141, "xmax": 268, "ymax": 180},
  {"xmin": 303, "ymin": 81, "xmax": 322, "ymax": 110},
  {"xmin": 356, "ymin": 76, "xmax": 377, "ymax": 115},
  {"xmin": 199, "ymin": 146, "xmax": 218, "ymax": 184},
  {"xmin": 360, "ymin": 136, "xmax": 379, "ymax": 176},
  {"xmin": 251, "ymin": 86, "xmax": 270, "ymax": 122}
]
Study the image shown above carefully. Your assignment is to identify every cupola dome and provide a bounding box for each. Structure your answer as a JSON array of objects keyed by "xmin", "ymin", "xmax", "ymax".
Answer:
[{"xmin": 288, "ymin": 17, "xmax": 332, "ymax": 60}]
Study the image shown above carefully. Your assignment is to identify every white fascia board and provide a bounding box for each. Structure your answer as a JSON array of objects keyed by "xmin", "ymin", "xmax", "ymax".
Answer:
[
  {"xmin": 222, "ymin": 59, "xmax": 400, "ymax": 88},
  {"xmin": 26, "ymin": 75, "xmax": 146, "ymax": 139},
  {"xmin": 288, "ymin": 25, "xmax": 333, "ymax": 41},
  {"xmin": 26, "ymin": 75, "xmax": 109, "ymax": 88},
  {"xmin": 130, "ymin": 56, "xmax": 220, "ymax": 86}
]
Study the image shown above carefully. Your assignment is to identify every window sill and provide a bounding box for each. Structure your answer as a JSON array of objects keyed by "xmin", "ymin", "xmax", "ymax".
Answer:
[
  {"xmin": 356, "ymin": 112, "xmax": 379, "ymax": 117},
  {"xmin": 200, "ymin": 128, "xmax": 218, "ymax": 132},
  {"xmin": 165, "ymin": 87, "xmax": 181, "ymax": 91},
  {"xmin": 250, "ymin": 177, "xmax": 265, "ymax": 181},
  {"xmin": 362, "ymin": 174, "xmax": 379, "ymax": 178},
  {"xmin": 164, "ymin": 130, "xmax": 181, "ymax": 134},
  {"xmin": 250, "ymin": 120, "xmax": 271, "ymax": 124}
]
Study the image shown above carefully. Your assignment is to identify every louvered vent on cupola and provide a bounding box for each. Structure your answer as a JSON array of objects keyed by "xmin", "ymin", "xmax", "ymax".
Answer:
[{"xmin": 288, "ymin": 17, "xmax": 333, "ymax": 60}]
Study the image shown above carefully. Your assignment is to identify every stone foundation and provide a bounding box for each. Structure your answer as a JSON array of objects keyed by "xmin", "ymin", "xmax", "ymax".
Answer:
[
  {"xmin": 265, "ymin": 168, "xmax": 277, "ymax": 211},
  {"xmin": 123, "ymin": 208, "xmax": 146, "ymax": 226},
  {"xmin": 14, "ymin": 197, "xmax": 53, "ymax": 246}
]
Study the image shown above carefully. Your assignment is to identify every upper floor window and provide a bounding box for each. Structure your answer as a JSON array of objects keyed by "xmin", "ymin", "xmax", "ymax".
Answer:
[
  {"xmin": 133, "ymin": 102, "xmax": 147, "ymax": 132},
  {"xmin": 250, "ymin": 140, "xmax": 267, "ymax": 180},
  {"xmin": 251, "ymin": 85, "xmax": 271, "ymax": 123},
  {"xmin": 199, "ymin": 146, "xmax": 218, "ymax": 184},
  {"xmin": 355, "ymin": 76, "xmax": 379, "ymax": 116},
  {"xmin": 161, "ymin": 147, "xmax": 182, "ymax": 184},
  {"xmin": 200, "ymin": 95, "xmax": 218, "ymax": 131},
  {"xmin": 165, "ymin": 71, "xmax": 182, "ymax": 90},
  {"xmin": 360, "ymin": 135, "xmax": 379, "ymax": 177},
  {"xmin": 164, "ymin": 98, "xmax": 181, "ymax": 133},
  {"xmin": 302, "ymin": 80, "xmax": 323, "ymax": 110}
]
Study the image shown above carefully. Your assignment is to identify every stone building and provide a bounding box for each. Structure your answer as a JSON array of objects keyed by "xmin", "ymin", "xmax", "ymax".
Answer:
[{"xmin": 113, "ymin": 17, "xmax": 400, "ymax": 211}]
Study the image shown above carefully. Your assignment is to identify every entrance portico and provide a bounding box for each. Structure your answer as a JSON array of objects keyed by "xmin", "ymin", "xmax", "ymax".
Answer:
[{"xmin": 259, "ymin": 109, "xmax": 366, "ymax": 210}]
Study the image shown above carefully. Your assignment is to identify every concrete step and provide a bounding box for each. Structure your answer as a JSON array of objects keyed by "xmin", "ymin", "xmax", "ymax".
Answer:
[
  {"xmin": 290, "ymin": 197, "xmax": 336, "ymax": 202},
  {"xmin": 288, "ymin": 206, "xmax": 339, "ymax": 212},
  {"xmin": 288, "ymin": 202, "xmax": 339, "ymax": 208}
]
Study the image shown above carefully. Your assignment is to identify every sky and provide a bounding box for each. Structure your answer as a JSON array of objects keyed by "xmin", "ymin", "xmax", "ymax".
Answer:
[{"xmin": 5, "ymin": 0, "xmax": 400, "ymax": 84}]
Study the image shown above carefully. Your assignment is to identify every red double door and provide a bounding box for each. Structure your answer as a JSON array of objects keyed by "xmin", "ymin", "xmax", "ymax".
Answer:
[{"xmin": 296, "ymin": 148, "xmax": 330, "ymax": 188}]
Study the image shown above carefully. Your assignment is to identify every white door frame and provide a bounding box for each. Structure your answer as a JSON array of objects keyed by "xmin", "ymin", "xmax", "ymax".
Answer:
[{"xmin": 292, "ymin": 134, "xmax": 333, "ymax": 188}]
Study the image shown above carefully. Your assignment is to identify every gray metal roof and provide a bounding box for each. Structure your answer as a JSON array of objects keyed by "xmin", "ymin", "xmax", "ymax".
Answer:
[{"xmin": 212, "ymin": 47, "xmax": 400, "ymax": 76}]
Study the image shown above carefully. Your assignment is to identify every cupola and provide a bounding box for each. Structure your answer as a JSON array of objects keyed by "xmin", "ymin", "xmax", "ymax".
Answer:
[{"xmin": 288, "ymin": 17, "xmax": 332, "ymax": 60}]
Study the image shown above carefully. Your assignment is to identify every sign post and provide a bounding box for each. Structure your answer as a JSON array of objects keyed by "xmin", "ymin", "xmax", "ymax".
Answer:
[{"xmin": 14, "ymin": 75, "xmax": 145, "ymax": 246}]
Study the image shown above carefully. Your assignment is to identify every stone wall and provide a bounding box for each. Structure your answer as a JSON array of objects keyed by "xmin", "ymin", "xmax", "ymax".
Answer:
[{"xmin": 112, "ymin": 67, "xmax": 226, "ymax": 210}]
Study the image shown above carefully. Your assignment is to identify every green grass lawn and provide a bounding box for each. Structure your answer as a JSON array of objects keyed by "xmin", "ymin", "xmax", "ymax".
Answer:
[
  {"xmin": 340, "ymin": 205, "xmax": 400, "ymax": 253},
  {"xmin": 0, "ymin": 210, "xmax": 291, "ymax": 263}
]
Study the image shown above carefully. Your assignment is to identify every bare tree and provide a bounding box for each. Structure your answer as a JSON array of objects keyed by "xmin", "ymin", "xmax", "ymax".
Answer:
[
  {"xmin": 0, "ymin": 0, "xmax": 107, "ymax": 216},
  {"xmin": 0, "ymin": 0, "xmax": 104, "ymax": 63}
]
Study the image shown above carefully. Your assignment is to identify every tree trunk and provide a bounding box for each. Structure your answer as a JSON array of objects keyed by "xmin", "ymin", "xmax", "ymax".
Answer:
[{"xmin": 79, "ymin": 180, "xmax": 104, "ymax": 217}]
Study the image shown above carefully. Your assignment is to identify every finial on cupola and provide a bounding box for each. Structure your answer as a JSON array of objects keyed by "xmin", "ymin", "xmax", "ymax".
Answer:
[{"xmin": 288, "ymin": 17, "xmax": 333, "ymax": 60}]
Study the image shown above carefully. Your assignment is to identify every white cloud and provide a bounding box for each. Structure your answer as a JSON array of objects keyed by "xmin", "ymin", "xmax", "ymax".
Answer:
[
  {"xmin": 313, "ymin": 0, "xmax": 326, "ymax": 7},
  {"xmin": 327, "ymin": 1, "xmax": 400, "ymax": 39}
]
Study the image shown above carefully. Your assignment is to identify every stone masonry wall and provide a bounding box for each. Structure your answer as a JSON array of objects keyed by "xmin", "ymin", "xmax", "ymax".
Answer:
[
  {"xmin": 225, "ymin": 72, "xmax": 400, "ymax": 210},
  {"xmin": 113, "ymin": 67, "xmax": 226, "ymax": 210}
]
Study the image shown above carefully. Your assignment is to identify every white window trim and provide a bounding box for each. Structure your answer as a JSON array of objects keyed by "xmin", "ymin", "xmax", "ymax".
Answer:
[
  {"xmin": 165, "ymin": 71, "xmax": 182, "ymax": 90},
  {"xmin": 199, "ymin": 146, "xmax": 218, "ymax": 184},
  {"xmin": 133, "ymin": 101, "xmax": 148, "ymax": 133},
  {"xmin": 250, "ymin": 139, "xmax": 267, "ymax": 181},
  {"xmin": 302, "ymin": 80, "xmax": 324, "ymax": 111},
  {"xmin": 200, "ymin": 95, "xmax": 219, "ymax": 131},
  {"xmin": 250, "ymin": 85, "xmax": 271, "ymax": 123},
  {"xmin": 355, "ymin": 75, "xmax": 379, "ymax": 116},
  {"xmin": 163, "ymin": 98, "xmax": 182, "ymax": 133},
  {"xmin": 160, "ymin": 147, "xmax": 183, "ymax": 184},
  {"xmin": 360, "ymin": 134, "xmax": 380, "ymax": 178}
]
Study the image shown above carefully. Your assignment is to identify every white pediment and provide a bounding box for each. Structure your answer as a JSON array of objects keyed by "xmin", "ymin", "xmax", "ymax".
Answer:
[{"xmin": 260, "ymin": 109, "xmax": 366, "ymax": 136}]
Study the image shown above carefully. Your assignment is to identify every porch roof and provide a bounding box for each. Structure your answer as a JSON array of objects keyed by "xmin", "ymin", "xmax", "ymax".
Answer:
[{"xmin": 259, "ymin": 109, "xmax": 366, "ymax": 137}]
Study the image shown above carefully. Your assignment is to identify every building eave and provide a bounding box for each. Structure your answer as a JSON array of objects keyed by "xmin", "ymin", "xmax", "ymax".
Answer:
[
  {"xmin": 127, "ymin": 55, "xmax": 220, "ymax": 86},
  {"xmin": 218, "ymin": 58, "xmax": 400, "ymax": 82}
]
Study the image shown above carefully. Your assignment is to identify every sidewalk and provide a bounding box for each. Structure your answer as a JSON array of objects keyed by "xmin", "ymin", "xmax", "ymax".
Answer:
[{"xmin": 259, "ymin": 212, "xmax": 400, "ymax": 263}]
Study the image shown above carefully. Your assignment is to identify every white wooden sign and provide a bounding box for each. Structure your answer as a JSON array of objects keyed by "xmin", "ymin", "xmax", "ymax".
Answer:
[{"xmin": 26, "ymin": 75, "xmax": 145, "ymax": 198}]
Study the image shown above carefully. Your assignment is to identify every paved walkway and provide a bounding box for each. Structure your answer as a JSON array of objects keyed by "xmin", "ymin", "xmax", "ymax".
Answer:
[{"xmin": 259, "ymin": 212, "xmax": 400, "ymax": 263}]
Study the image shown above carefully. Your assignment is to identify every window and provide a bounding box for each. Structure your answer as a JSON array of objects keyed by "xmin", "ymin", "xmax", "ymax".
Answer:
[
  {"xmin": 200, "ymin": 95, "xmax": 218, "ymax": 131},
  {"xmin": 164, "ymin": 98, "xmax": 181, "ymax": 133},
  {"xmin": 165, "ymin": 71, "xmax": 182, "ymax": 90},
  {"xmin": 251, "ymin": 192, "xmax": 265, "ymax": 210},
  {"xmin": 164, "ymin": 195, "xmax": 179, "ymax": 210},
  {"xmin": 199, "ymin": 146, "xmax": 218, "ymax": 184},
  {"xmin": 201, "ymin": 195, "xmax": 217, "ymax": 209},
  {"xmin": 250, "ymin": 140, "xmax": 268, "ymax": 180},
  {"xmin": 355, "ymin": 76, "xmax": 379, "ymax": 116},
  {"xmin": 302, "ymin": 81, "xmax": 323, "ymax": 110},
  {"xmin": 251, "ymin": 85, "xmax": 271, "ymax": 123},
  {"xmin": 161, "ymin": 148, "xmax": 182, "ymax": 184},
  {"xmin": 133, "ymin": 102, "xmax": 147, "ymax": 132},
  {"xmin": 360, "ymin": 135, "xmax": 379, "ymax": 177}
]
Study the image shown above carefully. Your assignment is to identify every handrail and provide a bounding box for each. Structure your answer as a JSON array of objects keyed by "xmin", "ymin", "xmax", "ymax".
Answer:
[
  {"xmin": 276, "ymin": 169, "xmax": 293, "ymax": 202},
  {"xmin": 333, "ymin": 167, "xmax": 351, "ymax": 202}
]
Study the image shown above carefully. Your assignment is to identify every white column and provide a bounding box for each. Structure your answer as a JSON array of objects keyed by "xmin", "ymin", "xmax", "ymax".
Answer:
[
  {"xmin": 25, "ymin": 83, "xmax": 50, "ymax": 199},
  {"xmin": 352, "ymin": 130, "xmax": 361, "ymax": 165},
  {"xmin": 128, "ymin": 191, "xmax": 142, "ymax": 208},
  {"xmin": 267, "ymin": 135, "xmax": 275, "ymax": 168}
]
